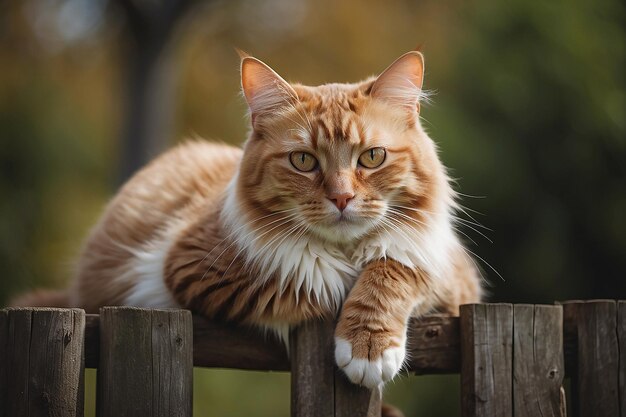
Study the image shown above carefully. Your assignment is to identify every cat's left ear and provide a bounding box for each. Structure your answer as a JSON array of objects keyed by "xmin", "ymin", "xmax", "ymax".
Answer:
[
  {"xmin": 241, "ymin": 56, "xmax": 298, "ymax": 126},
  {"xmin": 370, "ymin": 51, "xmax": 425, "ymax": 114}
]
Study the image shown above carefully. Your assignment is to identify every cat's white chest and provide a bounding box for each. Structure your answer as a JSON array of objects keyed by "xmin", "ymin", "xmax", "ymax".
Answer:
[
  {"xmin": 264, "ymin": 238, "xmax": 360, "ymax": 310},
  {"xmin": 221, "ymin": 183, "xmax": 360, "ymax": 311}
]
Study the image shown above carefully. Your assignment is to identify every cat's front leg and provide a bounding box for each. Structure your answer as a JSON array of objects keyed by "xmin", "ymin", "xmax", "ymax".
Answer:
[{"xmin": 334, "ymin": 258, "xmax": 430, "ymax": 388}]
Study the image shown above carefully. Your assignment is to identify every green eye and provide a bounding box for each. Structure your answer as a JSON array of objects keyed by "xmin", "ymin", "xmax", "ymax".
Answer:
[
  {"xmin": 290, "ymin": 152, "xmax": 318, "ymax": 172},
  {"xmin": 358, "ymin": 147, "xmax": 386, "ymax": 168}
]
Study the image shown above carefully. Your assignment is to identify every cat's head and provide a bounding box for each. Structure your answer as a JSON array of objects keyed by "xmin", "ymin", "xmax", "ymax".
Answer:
[{"xmin": 235, "ymin": 52, "xmax": 453, "ymax": 245}]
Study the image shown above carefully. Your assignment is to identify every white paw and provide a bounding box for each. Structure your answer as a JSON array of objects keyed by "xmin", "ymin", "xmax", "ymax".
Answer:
[
  {"xmin": 381, "ymin": 345, "xmax": 405, "ymax": 381},
  {"xmin": 334, "ymin": 337, "xmax": 406, "ymax": 389}
]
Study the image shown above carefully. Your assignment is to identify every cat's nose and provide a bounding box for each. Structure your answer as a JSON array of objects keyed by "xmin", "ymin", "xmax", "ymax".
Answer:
[{"xmin": 328, "ymin": 192, "xmax": 354, "ymax": 212}]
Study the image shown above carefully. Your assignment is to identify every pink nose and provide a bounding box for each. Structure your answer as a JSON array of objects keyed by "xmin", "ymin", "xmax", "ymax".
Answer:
[{"xmin": 328, "ymin": 192, "xmax": 354, "ymax": 212}]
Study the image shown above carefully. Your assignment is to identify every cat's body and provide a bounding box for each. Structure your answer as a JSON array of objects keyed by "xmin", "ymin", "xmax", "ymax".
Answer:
[{"xmin": 13, "ymin": 52, "xmax": 481, "ymax": 389}]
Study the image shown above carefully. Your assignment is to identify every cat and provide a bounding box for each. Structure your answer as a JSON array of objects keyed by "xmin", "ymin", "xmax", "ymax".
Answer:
[{"xmin": 11, "ymin": 51, "xmax": 482, "ymax": 389}]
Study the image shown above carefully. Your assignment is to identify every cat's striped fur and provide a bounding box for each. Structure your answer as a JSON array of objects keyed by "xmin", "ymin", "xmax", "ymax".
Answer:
[{"xmin": 12, "ymin": 52, "xmax": 481, "ymax": 390}]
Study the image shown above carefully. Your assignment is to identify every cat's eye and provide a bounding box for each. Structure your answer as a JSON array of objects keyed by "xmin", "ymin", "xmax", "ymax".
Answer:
[
  {"xmin": 290, "ymin": 152, "xmax": 318, "ymax": 172},
  {"xmin": 358, "ymin": 147, "xmax": 386, "ymax": 168}
]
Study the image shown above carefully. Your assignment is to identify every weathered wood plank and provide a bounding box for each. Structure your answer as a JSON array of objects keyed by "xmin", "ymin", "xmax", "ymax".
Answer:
[
  {"xmin": 88, "ymin": 315, "xmax": 463, "ymax": 373},
  {"xmin": 618, "ymin": 301, "xmax": 625, "ymax": 417},
  {"xmin": 290, "ymin": 320, "xmax": 381, "ymax": 417},
  {"xmin": 559, "ymin": 300, "xmax": 581, "ymax": 417},
  {"xmin": 334, "ymin": 370, "xmax": 381, "ymax": 417},
  {"xmin": 6, "ymin": 302, "xmax": 625, "ymax": 417},
  {"xmin": 84, "ymin": 312, "xmax": 582, "ymax": 375},
  {"xmin": 30, "ymin": 309, "xmax": 85, "ymax": 417},
  {"xmin": 86, "ymin": 314, "xmax": 289, "ymax": 370},
  {"xmin": 563, "ymin": 300, "xmax": 620, "ymax": 417},
  {"xmin": 151, "ymin": 310, "xmax": 193, "ymax": 417},
  {"xmin": 3, "ymin": 308, "xmax": 32, "ymax": 417},
  {"xmin": 290, "ymin": 320, "xmax": 335, "ymax": 417},
  {"xmin": 460, "ymin": 303, "xmax": 513, "ymax": 417},
  {"xmin": 97, "ymin": 307, "xmax": 152, "ymax": 417},
  {"xmin": 97, "ymin": 307, "xmax": 193, "ymax": 417},
  {"xmin": 0, "ymin": 309, "xmax": 8, "ymax": 417},
  {"xmin": 0, "ymin": 308, "xmax": 85, "ymax": 417},
  {"xmin": 513, "ymin": 304, "xmax": 564, "ymax": 417},
  {"xmin": 406, "ymin": 315, "xmax": 460, "ymax": 375},
  {"xmin": 192, "ymin": 315, "xmax": 289, "ymax": 371},
  {"xmin": 87, "ymin": 314, "xmax": 463, "ymax": 373}
]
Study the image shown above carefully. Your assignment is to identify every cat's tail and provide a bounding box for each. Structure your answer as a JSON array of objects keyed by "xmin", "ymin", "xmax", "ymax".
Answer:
[{"xmin": 8, "ymin": 289, "xmax": 71, "ymax": 308}]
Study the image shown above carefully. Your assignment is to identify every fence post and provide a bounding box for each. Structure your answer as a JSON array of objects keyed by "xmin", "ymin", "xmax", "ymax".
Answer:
[
  {"xmin": 0, "ymin": 309, "xmax": 6, "ymax": 417},
  {"xmin": 460, "ymin": 303, "xmax": 513, "ymax": 417},
  {"xmin": 561, "ymin": 300, "xmax": 620, "ymax": 417},
  {"xmin": 290, "ymin": 320, "xmax": 381, "ymax": 417},
  {"xmin": 0, "ymin": 307, "xmax": 85, "ymax": 417},
  {"xmin": 512, "ymin": 304, "xmax": 564, "ymax": 417},
  {"xmin": 617, "ymin": 300, "xmax": 626, "ymax": 417},
  {"xmin": 97, "ymin": 307, "xmax": 193, "ymax": 417}
]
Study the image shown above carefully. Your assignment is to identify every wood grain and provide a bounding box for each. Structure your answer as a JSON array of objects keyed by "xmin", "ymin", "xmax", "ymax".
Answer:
[
  {"xmin": 151, "ymin": 310, "xmax": 193, "ymax": 417},
  {"xmin": 290, "ymin": 320, "xmax": 335, "ymax": 417},
  {"xmin": 83, "ymin": 312, "xmax": 583, "ymax": 375},
  {"xmin": 289, "ymin": 320, "xmax": 381, "ymax": 417},
  {"xmin": 460, "ymin": 303, "xmax": 513, "ymax": 417},
  {"xmin": 3, "ymin": 308, "xmax": 32, "ymax": 417},
  {"xmin": 5, "ymin": 302, "xmax": 626, "ymax": 417},
  {"xmin": 562, "ymin": 300, "xmax": 620, "ymax": 417},
  {"xmin": 0, "ymin": 309, "xmax": 7, "ymax": 417},
  {"xmin": 513, "ymin": 304, "xmax": 564, "ymax": 417},
  {"xmin": 619, "ymin": 301, "xmax": 625, "ymax": 417},
  {"xmin": 0, "ymin": 308, "xmax": 85, "ymax": 417},
  {"xmin": 86, "ymin": 314, "xmax": 464, "ymax": 373},
  {"xmin": 334, "ymin": 370, "xmax": 381, "ymax": 417},
  {"xmin": 192, "ymin": 315, "xmax": 289, "ymax": 371},
  {"xmin": 97, "ymin": 307, "xmax": 192, "ymax": 417},
  {"xmin": 405, "ymin": 315, "xmax": 460, "ymax": 375}
]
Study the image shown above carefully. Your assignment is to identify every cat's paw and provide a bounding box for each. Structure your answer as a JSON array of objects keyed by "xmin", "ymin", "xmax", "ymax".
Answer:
[{"xmin": 334, "ymin": 334, "xmax": 406, "ymax": 389}]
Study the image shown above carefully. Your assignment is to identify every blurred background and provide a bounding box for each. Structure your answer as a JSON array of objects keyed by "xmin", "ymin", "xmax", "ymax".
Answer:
[{"xmin": 0, "ymin": 0, "xmax": 624, "ymax": 415}]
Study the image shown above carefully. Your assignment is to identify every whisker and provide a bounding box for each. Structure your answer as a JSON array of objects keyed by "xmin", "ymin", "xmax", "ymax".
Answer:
[
  {"xmin": 261, "ymin": 221, "xmax": 305, "ymax": 254},
  {"xmin": 386, "ymin": 208, "xmax": 429, "ymax": 228},
  {"xmin": 461, "ymin": 246, "xmax": 504, "ymax": 282},
  {"xmin": 217, "ymin": 215, "xmax": 300, "ymax": 281},
  {"xmin": 379, "ymin": 216, "xmax": 430, "ymax": 260},
  {"xmin": 193, "ymin": 208, "xmax": 299, "ymax": 273},
  {"xmin": 201, "ymin": 212, "xmax": 299, "ymax": 281},
  {"xmin": 456, "ymin": 203, "xmax": 486, "ymax": 218},
  {"xmin": 247, "ymin": 221, "xmax": 308, "ymax": 282},
  {"xmin": 387, "ymin": 206, "xmax": 492, "ymax": 249},
  {"xmin": 455, "ymin": 192, "xmax": 486, "ymax": 199},
  {"xmin": 388, "ymin": 206, "xmax": 497, "ymax": 282},
  {"xmin": 390, "ymin": 204, "xmax": 491, "ymax": 235},
  {"xmin": 452, "ymin": 225, "xmax": 478, "ymax": 246},
  {"xmin": 382, "ymin": 216, "xmax": 441, "ymax": 273},
  {"xmin": 451, "ymin": 216, "xmax": 492, "ymax": 231},
  {"xmin": 450, "ymin": 218, "xmax": 493, "ymax": 243}
]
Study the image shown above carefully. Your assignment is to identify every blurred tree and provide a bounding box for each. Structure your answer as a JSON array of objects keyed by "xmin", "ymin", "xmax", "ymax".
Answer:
[
  {"xmin": 441, "ymin": 0, "xmax": 626, "ymax": 302},
  {"xmin": 113, "ymin": 0, "xmax": 202, "ymax": 183}
]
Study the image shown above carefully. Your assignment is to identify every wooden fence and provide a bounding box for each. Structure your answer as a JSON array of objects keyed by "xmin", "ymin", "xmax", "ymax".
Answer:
[{"xmin": 0, "ymin": 301, "xmax": 624, "ymax": 417}]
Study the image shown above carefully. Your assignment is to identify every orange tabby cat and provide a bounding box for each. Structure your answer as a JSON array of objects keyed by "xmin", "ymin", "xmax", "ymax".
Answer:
[{"xmin": 13, "ymin": 51, "xmax": 481, "ymax": 389}]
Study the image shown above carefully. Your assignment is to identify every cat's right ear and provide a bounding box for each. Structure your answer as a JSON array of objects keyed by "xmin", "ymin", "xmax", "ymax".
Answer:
[
  {"xmin": 370, "ymin": 51, "xmax": 426, "ymax": 114},
  {"xmin": 240, "ymin": 57, "xmax": 298, "ymax": 126}
]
